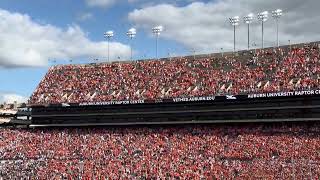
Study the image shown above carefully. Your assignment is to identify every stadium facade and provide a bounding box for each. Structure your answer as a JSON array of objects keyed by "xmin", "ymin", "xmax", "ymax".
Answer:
[{"xmin": 31, "ymin": 90, "xmax": 320, "ymax": 126}]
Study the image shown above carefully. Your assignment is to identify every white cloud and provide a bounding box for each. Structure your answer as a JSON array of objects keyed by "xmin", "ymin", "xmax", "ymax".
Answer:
[
  {"xmin": 128, "ymin": 0, "xmax": 320, "ymax": 53},
  {"xmin": 85, "ymin": 0, "xmax": 116, "ymax": 8},
  {"xmin": 0, "ymin": 92, "xmax": 27, "ymax": 104},
  {"xmin": 0, "ymin": 9, "xmax": 131, "ymax": 68},
  {"xmin": 76, "ymin": 12, "xmax": 94, "ymax": 21},
  {"xmin": 85, "ymin": 0, "xmax": 194, "ymax": 8}
]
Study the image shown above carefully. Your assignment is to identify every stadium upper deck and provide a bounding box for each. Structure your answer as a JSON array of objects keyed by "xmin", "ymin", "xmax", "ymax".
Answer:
[{"xmin": 29, "ymin": 42, "xmax": 320, "ymax": 105}]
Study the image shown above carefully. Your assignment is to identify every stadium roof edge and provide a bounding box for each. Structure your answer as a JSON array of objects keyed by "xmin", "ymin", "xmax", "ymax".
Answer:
[{"xmin": 50, "ymin": 40, "xmax": 320, "ymax": 68}]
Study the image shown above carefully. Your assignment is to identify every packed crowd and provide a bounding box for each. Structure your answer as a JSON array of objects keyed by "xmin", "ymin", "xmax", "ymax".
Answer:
[
  {"xmin": 1, "ymin": 122, "xmax": 320, "ymax": 179},
  {"xmin": 29, "ymin": 42, "xmax": 320, "ymax": 104}
]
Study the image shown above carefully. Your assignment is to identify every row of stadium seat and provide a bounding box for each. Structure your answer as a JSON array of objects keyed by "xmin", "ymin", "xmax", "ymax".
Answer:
[
  {"xmin": 1, "ymin": 122, "xmax": 320, "ymax": 179},
  {"xmin": 29, "ymin": 42, "xmax": 320, "ymax": 104}
]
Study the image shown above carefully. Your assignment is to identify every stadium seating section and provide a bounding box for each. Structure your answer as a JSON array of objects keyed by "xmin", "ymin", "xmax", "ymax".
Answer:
[
  {"xmin": 1, "ymin": 122, "xmax": 320, "ymax": 179},
  {"xmin": 29, "ymin": 42, "xmax": 320, "ymax": 104}
]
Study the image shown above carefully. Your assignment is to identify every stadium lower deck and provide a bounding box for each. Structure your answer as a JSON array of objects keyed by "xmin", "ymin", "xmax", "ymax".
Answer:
[{"xmin": 1, "ymin": 122, "xmax": 320, "ymax": 179}]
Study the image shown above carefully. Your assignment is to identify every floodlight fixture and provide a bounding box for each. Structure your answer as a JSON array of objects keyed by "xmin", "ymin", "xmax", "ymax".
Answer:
[
  {"xmin": 152, "ymin": 26, "xmax": 163, "ymax": 59},
  {"xmin": 152, "ymin": 26, "xmax": 163, "ymax": 36},
  {"xmin": 272, "ymin": 9, "xmax": 283, "ymax": 47},
  {"xmin": 127, "ymin": 28, "xmax": 137, "ymax": 60},
  {"xmin": 104, "ymin": 30, "xmax": 114, "ymax": 38},
  {"xmin": 258, "ymin": 11, "xmax": 269, "ymax": 49},
  {"xmin": 104, "ymin": 30, "xmax": 114, "ymax": 62},
  {"xmin": 127, "ymin": 28, "xmax": 136, "ymax": 38},
  {"xmin": 229, "ymin": 16, "xmax": 240, "ymax": 52},
  {"xmin": 244, "ymin": 13, "xmax": 254, "ymax": 50},
  {"xmin": 258, "ymin": 11, "xmax": 269, "ymax": 22},
  {"xmin": 272, "ymin": 9, "xmax": 283, "ymax": 18},
  {"xmin": 244, "ymin": 13, "xmax": 254, "ymax": 24}
]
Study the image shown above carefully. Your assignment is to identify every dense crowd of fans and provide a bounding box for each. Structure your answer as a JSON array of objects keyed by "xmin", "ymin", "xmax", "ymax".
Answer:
[
  {"xmin": 0, "ymin": 122, "xmax": 320, "ymax": 179},
  {"xmin": 29, "ymin": 42, "xmax": 320, "ymax": 104},
  {"xmin": 18, "ymin": 43, "xmax": 320, "ymax": 179}
]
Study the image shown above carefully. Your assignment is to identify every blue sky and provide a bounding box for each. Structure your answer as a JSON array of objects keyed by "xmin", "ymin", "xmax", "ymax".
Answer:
[{"xmin": 0, "ymin": 0, "xmax": 319, "ymax": 103}]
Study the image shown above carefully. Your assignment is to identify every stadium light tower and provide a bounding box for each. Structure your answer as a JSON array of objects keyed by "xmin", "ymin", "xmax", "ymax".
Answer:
[
  {"xmin": 257, "ymin": 11, "xmax": 269, "ymax": 49},
  {"xmin": 229, "ymin": 16, "xmax": 240, "ymax": 52},
  {"xmin": 127, "ymin": 28, "xmax": 136, "ymax": 60},
  {"xmin": 152, "ymin": 25, "xmax": 163, "ymax": 59},
  {"xmin": 104, "ymin": 30, "xmax": 114, "ymax": 62},
  {"xmin": 244, "ymin": 13, "xmax": 254, "ymax": 50},
  {"xmin": 272, "ymin": 9, "xmax": 283, "ymax": 47}
]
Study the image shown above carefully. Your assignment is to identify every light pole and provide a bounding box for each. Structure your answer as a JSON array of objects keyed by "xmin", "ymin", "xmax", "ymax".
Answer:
[
  {"xmin": 229, "ymin": 16, "xmax": 240, "ymax": 52},
  {"xmin": 272, "ymin": 9, "xmax": 283, "ymax": 47},
  {"xmin": 127, "ymin": 28, "xmax": 136, "ymax": 61},
  {"xmin": 152, "ymin": 26, "xmax": 163, "ymax": 59},
  {"xmin": 221, "ymin": 48, "xmax": 224, "ymax": 57},
  {"xmin": 104, "ymin": 30, "xmax": 114, "ymax": 62},
  {"xmin": 289, "ymin": 40, "xmax": 291, "ymax": 51},
  {"xmin": 258, "ymin": 11, "xmax": 269, "ymax": 49},
  {"xmin": 167, "ymin": 49, "xmax": 171, "ymax": 60},
  {"xmin": 244, "ymin": 13, "xmax": 254, "ymax": 50},
  {"xmin": 252, "ymin": 42, "xmax": 257, "ymax": 54},
  {"xmin": 192, "ymin": 48, "xmax": 196, "ymax": 60}
]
